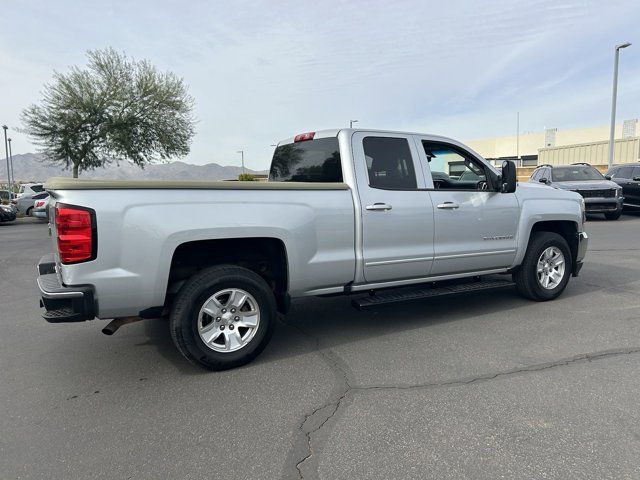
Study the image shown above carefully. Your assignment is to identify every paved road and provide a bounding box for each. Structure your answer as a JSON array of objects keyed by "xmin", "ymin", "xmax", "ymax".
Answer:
[{"xmin": 1, "ymin": 214, "xmax": 640, "ymax": 479}]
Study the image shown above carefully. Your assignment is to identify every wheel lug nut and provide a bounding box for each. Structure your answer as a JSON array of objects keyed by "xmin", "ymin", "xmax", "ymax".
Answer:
[
  {"xmin": 234, "ymin": 316, "xmax": 240, "ymax": 321},
  {"xmin": 220, "ymin": 325, "xmax": 225, "ymax": 330},
  {"xmin": 229, "ymin": 324, "xmax": 234, "ymax": 330},
  {"xmin": 231, "ymin": 308, "xmax": 236, "ymax": 313},
  {"xmin": 216, "ymin": 317, "xmax": 221, "ymax": 322}
]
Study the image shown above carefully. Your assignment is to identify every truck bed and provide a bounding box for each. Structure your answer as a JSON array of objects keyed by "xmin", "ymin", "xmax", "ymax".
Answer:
[{"xmin": 45, "ymin": 178, "xmax": 356, "ymax": 318}]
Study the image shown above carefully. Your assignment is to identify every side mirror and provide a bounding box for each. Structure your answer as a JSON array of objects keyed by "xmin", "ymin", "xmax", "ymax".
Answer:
[
  {"xmin": 539, "ymin": 177, "xmax": 549, "ymax": 184},
  {"xmin": 604, "ymin": 175, "xmax": 612, "ymax": 180},
  {"xmin": 501, "ymin": 160, "xmax": 517, "ymax": 193}
]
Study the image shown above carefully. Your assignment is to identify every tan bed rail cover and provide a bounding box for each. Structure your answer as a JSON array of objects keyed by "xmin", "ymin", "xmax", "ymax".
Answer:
[{"xmin": 44, "ymin": 177, "xmax": 350, "ymax": 191}]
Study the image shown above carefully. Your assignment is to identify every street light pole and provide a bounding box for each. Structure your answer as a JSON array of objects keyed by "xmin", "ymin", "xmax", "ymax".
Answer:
[
  {"xmin": 516, "ymin": 112, "xmax": 520, "ymax": 167},
  {"xmin": 2, "ymin": 125, "xmax": 9, "ymax": 191},
  {"xmin": 8, "ymin": 138, "xmax": 14, "ymax": 192},
  {"xmin": 237, "ymin": 150, "xmax": 245, "ymax": 174},
  {"xmin": 608, "ymin": 42, "xmax": 632, "ymax": 169},
  {"xmin": 350, "ymin": 120, "xmax": 358, "ymax": 128}
]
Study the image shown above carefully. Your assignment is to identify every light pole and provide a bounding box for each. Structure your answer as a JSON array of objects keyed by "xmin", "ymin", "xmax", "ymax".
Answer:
[
  {"xmin": 608, "ymin": 42, "xmax": 632, "ymax": 169},
  {"xmin": 237, "ymin": 150, "xmax": 245, "ymax": 174},
  {"xmin": 8, "ymin": 138, "xmax": 14, "ymax": 192},
  {"xmin": 516, "ymin": 112, "xmax": 520, "ymax": 166},
  {"xmin": 350, "ymin": 120, "xmax": 358, "ymax": 128},
  {"xmin": 2, "ymin": 125, "xmax": 9, "ymax": 191}
]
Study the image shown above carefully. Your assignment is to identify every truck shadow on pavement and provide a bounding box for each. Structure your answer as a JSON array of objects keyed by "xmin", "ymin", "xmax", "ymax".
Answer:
[{"xmin": 136, "ymin": 263, "xmax": 636, "ymax": 372}]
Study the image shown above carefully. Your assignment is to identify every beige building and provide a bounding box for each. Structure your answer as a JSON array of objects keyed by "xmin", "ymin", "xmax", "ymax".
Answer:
[{"xmin": 467, "ymin": 119, "xmax": 639, "ymax": 167}]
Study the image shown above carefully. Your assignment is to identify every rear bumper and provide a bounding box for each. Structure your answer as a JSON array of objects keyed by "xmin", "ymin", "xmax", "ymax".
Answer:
[
  {"xmin": 37, "ymin": 254, "xmax": 96, "ymax": 323},
  {"xmin": 32, "ymin": 210, "xmax": 47, "ymax": 218},
  {"xmin": 573, "ymin": 231, "xmax": 588, "ymax": 276}
]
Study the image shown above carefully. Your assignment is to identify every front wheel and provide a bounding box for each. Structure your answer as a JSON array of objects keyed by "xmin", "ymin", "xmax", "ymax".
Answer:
[
  {"xmin": 170, "ymin": 265, "xmax": 276, "ymax": 371},
  {"xmin": 513, "ymin": 232, "xmax": 572, "ymax": 301}
]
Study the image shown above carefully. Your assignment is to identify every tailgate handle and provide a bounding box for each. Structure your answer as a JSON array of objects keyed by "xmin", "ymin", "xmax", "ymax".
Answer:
[{"xmin": 366, "ymin": 203, "xmax": 392, "ymax": 211}]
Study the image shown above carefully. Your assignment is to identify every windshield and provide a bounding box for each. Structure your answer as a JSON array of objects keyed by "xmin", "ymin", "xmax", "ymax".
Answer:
[
  {"xmin": 269, "ymin": 137, "xmax": 342, "ymax": 182},
  {"xmin": 552, "ymin": 166, "xmax": 604, "ymax": 182}
]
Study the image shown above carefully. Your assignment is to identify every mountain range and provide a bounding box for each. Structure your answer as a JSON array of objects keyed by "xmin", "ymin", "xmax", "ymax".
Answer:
[{"xmin": 0, "ymin": 153, "xmax": 267, "ymax": 183}]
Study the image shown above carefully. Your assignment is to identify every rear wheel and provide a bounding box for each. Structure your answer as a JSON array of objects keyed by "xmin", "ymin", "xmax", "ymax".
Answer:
[
  {"xmin": 26, "ymin": 207, "xmax": 33, "ymax": 217},
  {"xmin": 513, "ymin": 232, "xmax": 572, "ymax": 301},
  {"xmin": 604, "ymin": 210, "xmax": 621, "ymax": 220},
  {"xmin": 170, "ymin": 265, "xmax": 276, "ymax": 370}
]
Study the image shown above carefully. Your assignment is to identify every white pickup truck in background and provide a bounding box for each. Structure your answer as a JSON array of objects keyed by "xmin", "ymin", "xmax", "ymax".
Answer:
[{"xmin": 37, "ymin": 128, "xmax": 588, "ymax": 370}]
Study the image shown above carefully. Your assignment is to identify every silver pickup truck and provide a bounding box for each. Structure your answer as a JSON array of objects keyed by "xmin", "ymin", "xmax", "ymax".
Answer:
[{"xmin": 37, "ymin": 128, "xmax": 588, "ymax": 370}]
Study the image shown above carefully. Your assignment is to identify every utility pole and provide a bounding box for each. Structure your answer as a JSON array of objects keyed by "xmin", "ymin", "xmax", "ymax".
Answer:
[
  {"xmin": 608, "ymin": 42, "xmax": 632, "ymax": 169},
  {"xmin": 237, "ymin": 150, "xmax": 245, "ymax": 174},
  {"xmin": 8, "ymin": 137, "xmax": 14, "ymax": 192},
  {"xmin": 350, "ymin": 120, "xmax": 358, "ymax": 128},
  {"xmin": 516, "ymin": 112, "xmax": 520, "ymax": 166},
  {"xmin": 2, "ymin": 125, "xmax": 9, "ymax": 191}
]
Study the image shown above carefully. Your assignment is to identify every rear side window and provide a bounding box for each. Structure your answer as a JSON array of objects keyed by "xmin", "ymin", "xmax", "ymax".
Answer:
[
  {"xmin": 363, "ymin": 137, "xmax": 417, "ymax": 190},
  {"xmin": 31, "ymin": 185, "xmax": 44, "ymax": 192},
  {"xmin": 269, "ymin": 138, "xmax": 342, "ymax": 182}
]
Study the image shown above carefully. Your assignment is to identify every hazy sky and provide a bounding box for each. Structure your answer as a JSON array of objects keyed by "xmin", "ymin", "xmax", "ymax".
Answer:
[{"xmin": 1, "ymin": 0, "xmax": 638, "ymax": 170}]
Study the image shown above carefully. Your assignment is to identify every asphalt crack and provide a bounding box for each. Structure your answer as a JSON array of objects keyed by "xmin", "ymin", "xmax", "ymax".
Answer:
[{"xmin": 281, "ymin": 317, "xmax": 640, "ymax": 480}]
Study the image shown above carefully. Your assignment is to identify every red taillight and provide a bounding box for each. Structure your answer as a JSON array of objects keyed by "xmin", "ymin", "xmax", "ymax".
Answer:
[
  {"xmin": 294, "ymin": 132, "xmax": 315, "ymax": 142},
  {"xmin": 55, "ymin": 205, "xmax": 95, "ymax": 264}
]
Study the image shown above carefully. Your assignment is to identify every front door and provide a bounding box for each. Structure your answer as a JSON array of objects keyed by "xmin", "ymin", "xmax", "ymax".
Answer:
[
  {"xmin": 352, "ymin": 132, "xmax": 434, "ymax": 283},
  {"xmin": 628, "ymin": 167, "xmax": 640, "ymax": 206},
  {"xmin": 416, "ymin": 138, "xmax": 520, "ymax": 276}
]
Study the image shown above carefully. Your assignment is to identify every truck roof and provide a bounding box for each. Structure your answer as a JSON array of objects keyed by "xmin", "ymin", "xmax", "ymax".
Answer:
[{"xmin": 276, "ymin": 128, "xmax": 463, "ymax": 147}]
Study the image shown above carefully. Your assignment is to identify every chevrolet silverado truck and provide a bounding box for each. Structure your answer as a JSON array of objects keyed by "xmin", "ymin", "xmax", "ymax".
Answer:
[{"xmin": 37, "ymin": 129, "xmax": 588, "ymax": 370}]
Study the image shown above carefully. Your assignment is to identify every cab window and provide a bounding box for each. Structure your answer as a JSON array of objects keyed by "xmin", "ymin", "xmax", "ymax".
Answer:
[
  {"xmin": 422, "ymin": 141, "xmax": 487, "ymax": 190},
  {"xmin": 363, "ymin": 137, "xmax": 417, "ymax": 190}
]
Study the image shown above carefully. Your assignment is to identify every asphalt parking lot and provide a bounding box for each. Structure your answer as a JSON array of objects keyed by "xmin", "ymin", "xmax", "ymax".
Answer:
[{"xmin": 2, "ymin": 214, "xmax": 640, "ymax": 480}]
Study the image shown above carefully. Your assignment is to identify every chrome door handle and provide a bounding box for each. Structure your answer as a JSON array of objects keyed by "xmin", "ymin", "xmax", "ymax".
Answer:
[
  {"xmin": 436, "ymin": 202, "xmax": 459, "ymax": 209},
  {"xmin": 366, "ymin": 203, "xmax": 392, "ymax": 211}
]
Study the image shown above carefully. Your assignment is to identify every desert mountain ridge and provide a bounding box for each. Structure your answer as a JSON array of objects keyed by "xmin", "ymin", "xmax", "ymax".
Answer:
[{"xmin": 0, "ymin": 153, "xmax": 268, "ymax": 183}]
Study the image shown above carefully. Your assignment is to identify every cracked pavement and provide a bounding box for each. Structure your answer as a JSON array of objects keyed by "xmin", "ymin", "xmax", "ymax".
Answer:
[{"xmin": 2, "ymin": 214, "xmax": 640, "ymax": 479}]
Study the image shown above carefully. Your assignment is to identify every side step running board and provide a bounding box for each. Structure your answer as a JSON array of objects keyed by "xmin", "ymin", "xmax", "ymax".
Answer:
[{"xmin": 352, "ymin": 278, "xmax": 515, "ymax": 310}]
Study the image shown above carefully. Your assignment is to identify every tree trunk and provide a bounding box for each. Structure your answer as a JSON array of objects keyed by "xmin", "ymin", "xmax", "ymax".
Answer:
[{"xmin": 72, "ymin": 162, "xmax": 79, "ymax": 178}]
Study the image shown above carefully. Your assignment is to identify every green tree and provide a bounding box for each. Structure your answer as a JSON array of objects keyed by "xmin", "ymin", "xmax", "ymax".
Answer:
[
  {"xmin": 238, "ymin": 173, "xmax": 256, "ymax": 181},
  {"xmin": 21, "ymin": 48, "xmax": 196, "ymax": 178}
]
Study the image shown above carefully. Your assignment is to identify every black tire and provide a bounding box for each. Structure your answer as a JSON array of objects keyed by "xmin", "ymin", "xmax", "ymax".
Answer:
[
  {"xmin": 26, "ymin": 207, "xmax": 33, "ymax": 217},
  {"xmin": 513, "ymin": 232, "xmax": 572, "ymax": 302},
  {"xmin": 605, "ymin": 210, "xmax": 621, "ymax": 220},
  {"xmin": 170, "ymin": 265, "xmax": 276, "ymax": 371}
]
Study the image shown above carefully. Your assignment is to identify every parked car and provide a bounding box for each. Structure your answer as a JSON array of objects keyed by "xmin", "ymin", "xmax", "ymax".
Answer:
[
  {"xmin": 605, "ymin": 163, "xmax": 640, "ymax": 209},
  {"xmin": 37, "ymin": 128, "xmax": 588, "ymax": 371},
  {"xmin": 0, "ymin": 203, "xmax": 17, "ymax": 222},
  {"xmin": 32, "ymin": 196, "xmax": 50, "ymax": 219},
  {"xmin": 16, "ymin": 183, "xmax": 44, "ymax": 199},
  {"xmin": 0, "ymin": 189, "xmax": 16, "ymax": 202},
  {"xmin": 14, "ymin": 192, "xmax": 49, "ymax": 216},
  {"xmin": 529, "ymin": 163, "xmax": 623, "ymax": 220}
]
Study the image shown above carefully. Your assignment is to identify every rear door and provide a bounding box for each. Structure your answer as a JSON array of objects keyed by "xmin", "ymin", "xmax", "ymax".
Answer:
[
  {"xmin": 416, "ymin": 137, "xmax": 520, "ymax": 276},
  {"xmin": 352, "ymin": 132, "xmax": 434, "ymax": 283}
]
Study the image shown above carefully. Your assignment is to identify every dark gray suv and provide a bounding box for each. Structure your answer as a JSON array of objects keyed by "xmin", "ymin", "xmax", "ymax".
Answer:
[
  {"xmin": 529, "ymin": 163, "xmax": 623, "ymax": 220},
  {"xmin": 605, "ymin": 163, "xmax": 640, "ymax": 210}
]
